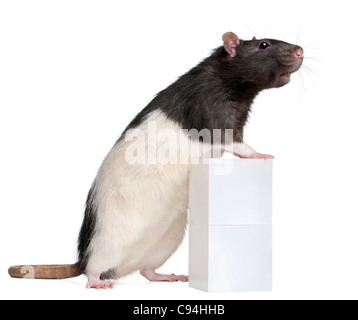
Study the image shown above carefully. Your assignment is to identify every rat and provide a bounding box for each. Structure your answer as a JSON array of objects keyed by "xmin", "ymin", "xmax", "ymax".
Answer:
[{"xmin": 9, "ymin": 32, "xmax": 303, "ymax": 289}]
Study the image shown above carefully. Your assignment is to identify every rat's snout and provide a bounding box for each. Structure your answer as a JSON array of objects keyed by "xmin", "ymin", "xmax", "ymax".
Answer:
[
  {"xmin": 294, "ymin": 47, "xmax": 304, "ymax": 60},
  {"xmin": 276, "ymin": 44, "xmax": 304, "ymax": 87}
]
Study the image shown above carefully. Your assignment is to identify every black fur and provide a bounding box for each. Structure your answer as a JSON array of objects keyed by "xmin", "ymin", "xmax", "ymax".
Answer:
[
  {"xmin": 77, "ymin": 185, "xmax": 98, "ymax": 273},
  {"xmin": 121, "ymin": 39, "xmax": 302, "ymax": 143}
]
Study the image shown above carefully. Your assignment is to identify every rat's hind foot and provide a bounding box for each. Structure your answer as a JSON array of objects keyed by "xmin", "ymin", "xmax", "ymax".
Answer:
[
  {"xmin": 140, "ymin": 268, "xmax": 188, "ymax": 282},
  {"xmin": 86, "ymin": 272, "xmax": 114, "ymax": 289},
  {"xmin": 86, "ymin": 281, "xmax": 114, "ymax": 289}
]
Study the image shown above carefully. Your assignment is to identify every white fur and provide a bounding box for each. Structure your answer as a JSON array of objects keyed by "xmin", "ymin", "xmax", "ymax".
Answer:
[{"xmin": 85, "ymin": 110, "xmax": 214, "ymax": 279}]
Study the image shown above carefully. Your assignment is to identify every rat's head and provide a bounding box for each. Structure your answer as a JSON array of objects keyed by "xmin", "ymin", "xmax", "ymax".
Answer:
[{"xmin": 222, "ymin": 32, "xmax": 304, "ymax": 89}]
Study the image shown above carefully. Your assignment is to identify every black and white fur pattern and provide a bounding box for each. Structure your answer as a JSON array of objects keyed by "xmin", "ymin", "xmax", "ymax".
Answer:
[
  {"xmin": 77, "ymin": 32, "xmax": 303, "ymax": 288},
  {"xmin": 78, "ymin": 111, "xmax": 198, "ymax": 283}
]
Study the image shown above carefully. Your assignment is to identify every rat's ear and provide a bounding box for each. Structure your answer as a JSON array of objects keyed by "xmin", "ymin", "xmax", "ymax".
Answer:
[
  {"xmin": 252, "ymin": 36, "xmax": 257, "ymax": 40},
  {"xmin": 222, "ymin": 32, "xmax": 240, "ymax": 57}
]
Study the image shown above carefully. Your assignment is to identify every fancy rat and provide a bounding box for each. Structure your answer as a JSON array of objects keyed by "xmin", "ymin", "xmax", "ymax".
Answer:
[{"xmin": 9, "ymin": 32, "xmax": 303, "ymax": 289}]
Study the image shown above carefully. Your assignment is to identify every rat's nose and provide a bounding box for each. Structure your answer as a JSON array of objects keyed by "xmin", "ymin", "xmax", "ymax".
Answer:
[{"xmin": 295, "ymin": 47, "xmax": 304, "ymax": 60}]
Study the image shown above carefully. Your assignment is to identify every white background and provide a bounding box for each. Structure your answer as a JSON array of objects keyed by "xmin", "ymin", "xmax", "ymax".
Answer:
[{"xmin": 1, "ymin": 0, "xmax": 357, "ymax": 300}]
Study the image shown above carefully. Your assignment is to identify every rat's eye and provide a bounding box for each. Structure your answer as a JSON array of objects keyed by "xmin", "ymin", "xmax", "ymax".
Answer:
[{"xmin": 259, "ymin": 42, "xmax": 270, "ymax": 50}]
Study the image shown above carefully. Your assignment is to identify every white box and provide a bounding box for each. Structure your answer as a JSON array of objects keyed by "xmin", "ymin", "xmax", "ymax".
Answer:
[{"xmin": 189, "ymin": 159, "xmax": 273, "ymax": 292}]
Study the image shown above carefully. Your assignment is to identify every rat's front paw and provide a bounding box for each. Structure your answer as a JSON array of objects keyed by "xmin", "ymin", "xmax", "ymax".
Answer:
[
  {"xmin": 236, "ymin": 153, "xmax": 274, "ymax": 160},
  {"xmin": 251, "ymin": 153, "xmax": 274, "ymax": 159}
]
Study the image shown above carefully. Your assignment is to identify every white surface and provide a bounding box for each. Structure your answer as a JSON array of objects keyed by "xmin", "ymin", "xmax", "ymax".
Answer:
[
  {"xmin": 189, "ymin": 159, "xmax": 272, "ymax": 292},
  {"xmin": 188, "ymin": 162, "xmax": 209, "ymax": 292},
  {"xmin": 1, "ymin": 0, "xmax": 358, "ymax": 300},
  {"xmin": 209, "ymin": 226, "xmax": 272, "ymax": 292},
  {"xmin": 209, "ymin": 159, "xmax": 272, "ymax": 226}
]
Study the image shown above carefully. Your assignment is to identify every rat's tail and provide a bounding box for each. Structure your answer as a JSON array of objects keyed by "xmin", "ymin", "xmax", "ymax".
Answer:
[{"xmin": 8, "ymin": 263, "xmax": 82, "ymax": 279}]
